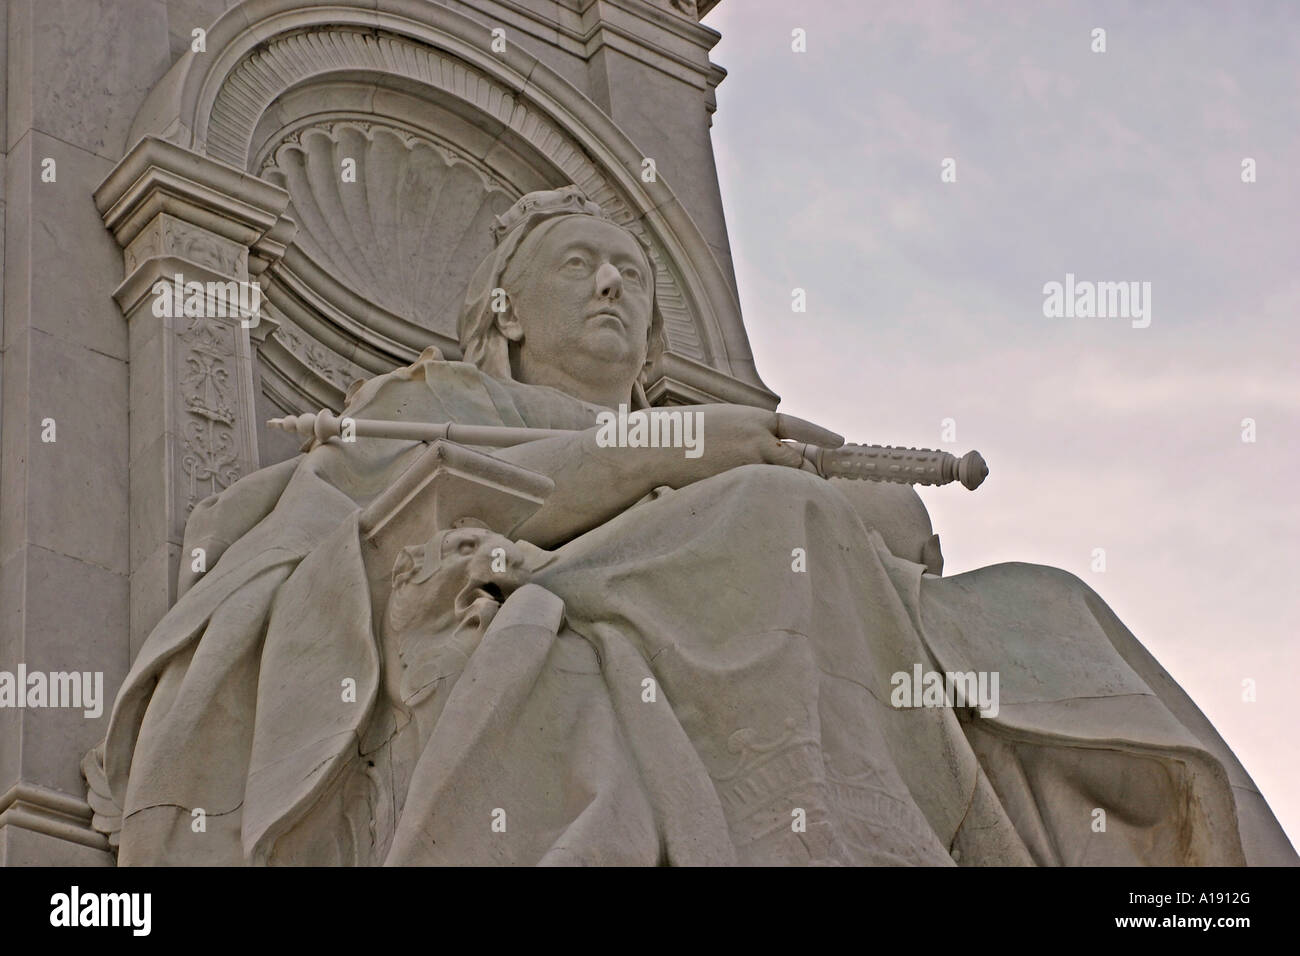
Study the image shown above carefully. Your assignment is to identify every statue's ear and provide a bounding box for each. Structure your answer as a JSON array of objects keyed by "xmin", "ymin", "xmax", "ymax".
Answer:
[
  {"xmin": 494, "ymin": 303, "xmax": 524, "ymax": 343},
  {"xmin": 391, "ymin": 545, "xmax": 423, "ymax": 588}
]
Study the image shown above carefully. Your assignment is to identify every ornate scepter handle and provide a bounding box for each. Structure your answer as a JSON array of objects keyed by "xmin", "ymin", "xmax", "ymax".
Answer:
[
  {"xmin": 268, "ymin": 410, "xmax": 989, "ymax": 490},
  {"xmin": 794, "ymin": 443, "xmax": 988, "ymax": 491}
]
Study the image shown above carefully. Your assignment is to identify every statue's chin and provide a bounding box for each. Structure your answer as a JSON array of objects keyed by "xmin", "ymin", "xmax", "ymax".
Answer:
[{"xmin": 572, "ymin": 330, "xmax": 641, "ymax": 373}]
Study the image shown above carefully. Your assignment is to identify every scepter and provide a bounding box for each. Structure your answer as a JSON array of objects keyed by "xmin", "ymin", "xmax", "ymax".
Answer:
[{"xmin": 267, "ymin": 408, "xmax": 989, "ymax": 490}]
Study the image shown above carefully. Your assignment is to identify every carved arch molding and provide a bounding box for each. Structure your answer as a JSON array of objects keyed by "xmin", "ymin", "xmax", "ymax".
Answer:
[{"xmin": 117, "ymin": 1, "xmax": 776, "ymax": 445}]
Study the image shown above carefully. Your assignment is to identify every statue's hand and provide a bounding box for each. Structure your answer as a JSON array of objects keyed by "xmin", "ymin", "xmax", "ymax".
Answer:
[
  {"xmin": 672, "ymin": 405, "xmax": 844, "ymax": 484},
  {"xmin": 497, "ymin": 409, "xmax": 841, "ymax": 547}
]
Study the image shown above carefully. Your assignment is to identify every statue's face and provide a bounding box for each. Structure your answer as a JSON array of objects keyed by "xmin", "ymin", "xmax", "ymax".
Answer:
[
  {"xmin": 503, "ymin": 217, "xmax": 653, "ymax": 392},
  {"xmin": 387, "ymin": 527, "xmax": 534, "ymax": 637},
  {"xmin": 437, "ymin": 527, "xmax": 532, "ymax": 616}
]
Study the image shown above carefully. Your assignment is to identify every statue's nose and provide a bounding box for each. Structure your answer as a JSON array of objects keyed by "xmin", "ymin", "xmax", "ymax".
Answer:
[{"xmin": 595, "ymin": 261, "xmax": 622, "ymax": 300}]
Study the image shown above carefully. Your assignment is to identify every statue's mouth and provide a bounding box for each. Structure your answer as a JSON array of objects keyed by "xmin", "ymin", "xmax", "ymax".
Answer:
[
  {"xmin": 455, "ymin": 578, "xmax": 510, "ymax": 618},
  {"xmin": 588, "ymin": 310, "xmax": 624, "ymax": 329}
]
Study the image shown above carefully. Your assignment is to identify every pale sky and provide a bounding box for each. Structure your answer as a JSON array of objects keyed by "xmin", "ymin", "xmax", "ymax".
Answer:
[{"xmin": 704, "ymin": 0, "xmax": 1299, "ymax": 848}]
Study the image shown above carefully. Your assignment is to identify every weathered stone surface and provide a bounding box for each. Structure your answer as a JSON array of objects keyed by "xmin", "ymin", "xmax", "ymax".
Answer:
[
  {"xmin": 21, "ymin": 330, "xmax": 129, "ymax": 574},
  {"xmin": 13, "ymin": 133, "xmax": 124, "ymax": 360},
  {"xmin": 6, "ymin": 0, "xmax": 171, "ymax": 161},
  {"xmin": 14, "ymin": 547, "xmax": 127, "ymax": 792}
]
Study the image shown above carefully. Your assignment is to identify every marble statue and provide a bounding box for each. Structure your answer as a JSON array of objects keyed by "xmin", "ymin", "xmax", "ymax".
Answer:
[{"xmin": 82, "ymin": 186, "xmax": 1296, "ymax": 866}]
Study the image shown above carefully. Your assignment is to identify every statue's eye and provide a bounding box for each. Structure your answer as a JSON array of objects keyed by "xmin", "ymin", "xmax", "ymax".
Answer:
[
  {"xmin": 562, "ymin": 254, "xmax": 590, "ymax": 273},
  {"xmin": 621, "ymin": 267, "xmax": 642, "ymax": 284}
]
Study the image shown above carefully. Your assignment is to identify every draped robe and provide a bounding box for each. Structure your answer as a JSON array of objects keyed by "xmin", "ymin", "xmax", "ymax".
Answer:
[{"xmin": 83, "ymin": 353, "xmax": 1297, "ymax": 866}]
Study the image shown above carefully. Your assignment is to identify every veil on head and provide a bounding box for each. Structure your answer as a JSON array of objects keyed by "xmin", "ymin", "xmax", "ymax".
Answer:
[{"xmin": 456, "ymin": 185, "xmax": 666, "ymax": 409}]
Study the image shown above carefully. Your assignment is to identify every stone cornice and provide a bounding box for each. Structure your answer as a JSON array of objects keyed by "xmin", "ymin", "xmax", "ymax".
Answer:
[
  {"xmin": 447, "ymin": 1, "xmax": 726, "ymax": 92},
  {"xmin": 0, "ymin": 783, "xmax": 109, "ymax": 852},
  {"xmin": 575, "ymin": 0, "xmax": 725, "ymax": 92},
  {"xmin": 94, "ymin": 136, "xmax": 297, "ymax": 262},
  {"xmin": 578, "ymin": 0, "xmax": 721, "ymax": 51}
]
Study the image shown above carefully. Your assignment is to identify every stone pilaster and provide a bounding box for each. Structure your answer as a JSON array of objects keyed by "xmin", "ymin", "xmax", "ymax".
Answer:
[{"xmin": 94, "ymin": 136, "xmax": 296, "ymax": 655}]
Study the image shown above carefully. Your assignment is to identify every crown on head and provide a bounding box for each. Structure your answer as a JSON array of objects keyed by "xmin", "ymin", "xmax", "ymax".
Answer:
[{"xmin": 490, "ymin": 185, "xmax": 612, "ymax": 245}]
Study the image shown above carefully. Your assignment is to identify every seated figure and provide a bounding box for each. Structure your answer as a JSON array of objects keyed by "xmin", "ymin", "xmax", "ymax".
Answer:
[{"xmin": 83, "ymin": 186, "xmax": 1296, "ymax": 866}]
